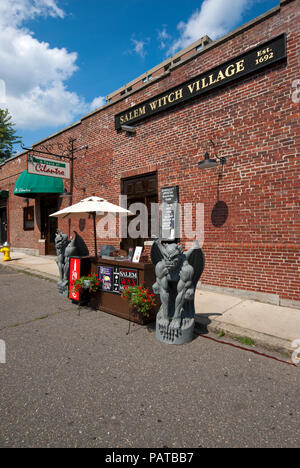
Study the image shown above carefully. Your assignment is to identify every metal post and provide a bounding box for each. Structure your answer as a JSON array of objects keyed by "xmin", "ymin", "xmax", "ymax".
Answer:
[{"xmin": 68, "ymin": 138, "xmax": 76, "ymax": 237}]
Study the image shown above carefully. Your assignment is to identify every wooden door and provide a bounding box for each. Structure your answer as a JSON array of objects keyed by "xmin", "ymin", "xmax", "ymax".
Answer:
[
  {"xmin": 41, "ymin": 197, "xmax": 59, "ymax": 255},
  {"xmin": 121, "ymin": 172, "xmax": 158, "ymax": 252},
  {"xmin": 0, "ymin": 205, "xmax": 7, "ymax": 245}
]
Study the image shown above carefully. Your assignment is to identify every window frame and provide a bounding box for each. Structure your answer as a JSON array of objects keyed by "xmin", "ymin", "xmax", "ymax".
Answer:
[{"xmin": 23, "ymin": 206, "xmax": 35, "ymax": 231}]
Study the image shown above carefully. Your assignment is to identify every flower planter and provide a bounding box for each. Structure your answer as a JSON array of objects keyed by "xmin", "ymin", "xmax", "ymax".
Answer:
[
  {"xmin": 89, "ymin": 290, "xmax": 158, "ymax": 324},
  {"xmin": 127, "ymin": 307, "xmax": 157, "ymax": 325}
]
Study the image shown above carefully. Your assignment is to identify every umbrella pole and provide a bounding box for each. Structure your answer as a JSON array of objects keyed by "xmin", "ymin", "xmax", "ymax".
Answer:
[{"xmin": 93, "ymin": 212, "xmax": 98, "ymax": 258}]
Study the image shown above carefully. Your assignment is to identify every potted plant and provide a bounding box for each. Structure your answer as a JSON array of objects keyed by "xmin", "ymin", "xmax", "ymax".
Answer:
[
  {"xmin": 121, "ymin": 282, "xmax": 157, "ymax": 322},
  {"xmin": 73, "ymin": 273, "xmax": 102, "ymax": 294}
]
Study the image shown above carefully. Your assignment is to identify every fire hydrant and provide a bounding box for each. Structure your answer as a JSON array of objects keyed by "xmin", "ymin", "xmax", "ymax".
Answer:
[{"xmin": 0, "ymin": 242, "xmax": 11, "ymax": 261}]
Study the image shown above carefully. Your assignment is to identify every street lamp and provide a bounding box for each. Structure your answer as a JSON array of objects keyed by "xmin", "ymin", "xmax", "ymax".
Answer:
[{"xmin": 198, "ymin": 152, "xmax": 226, "ymax": 170}]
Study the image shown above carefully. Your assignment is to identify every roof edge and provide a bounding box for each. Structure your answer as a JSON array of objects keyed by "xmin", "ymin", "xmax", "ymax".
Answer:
[{"xmin": 1, "ymin": 0, "xmax": 291, "ymax": 163}]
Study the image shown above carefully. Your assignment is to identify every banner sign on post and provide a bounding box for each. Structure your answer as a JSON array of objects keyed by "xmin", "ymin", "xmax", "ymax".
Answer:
[
  {"xmin": 27, "ymin": 154, "xmax": 70, "ymax": 179},
  {"xmin": 69, "ymin": 258, "xmax": 81, "ymax": 301}
]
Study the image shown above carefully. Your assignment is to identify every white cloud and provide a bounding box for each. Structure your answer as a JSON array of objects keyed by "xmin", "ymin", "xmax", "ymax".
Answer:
[
  {"xmin": 0, "ymin": 26, "xmax": 78, "ymax": 98},
  {"xmin": 0, "ymin": 80, "xmax": 6, "ymax": 107},
  {"xmin": 7, "ymin": 82, "xmax": 86, "ymax": 129},
  {"xmin": 90, "ymin": 96, "xmax": 106, "ymax": 111},
  {"xmin": 0, "ymin": 0, "xmax": 65, "ymax": 28},
  {"xmin": 0, "ymin": 0, "xmax": 98, "ymax": 130},
  {"xmin": 131, "ymin": 38, "xmax": 147, "ymax": 58},
  {"xmin": 157, "ymin": 27, "xmax": 171, "ymax": 49},
  {"xmin": 168, "ymin": 0, "xmax": 252, "ymax": 55}
]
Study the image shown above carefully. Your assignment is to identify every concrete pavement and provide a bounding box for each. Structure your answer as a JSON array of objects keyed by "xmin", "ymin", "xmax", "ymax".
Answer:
[
  {"xmin": 1, "ymin": 249, "xmax": 300, "ymax": 359},
  {"xmin": 195, "ymin": 290, "xmax": 300, "ymax": 357},
  {"xmin": 1, "ymin": 271, "xmax": 299, "ymax": 448}
]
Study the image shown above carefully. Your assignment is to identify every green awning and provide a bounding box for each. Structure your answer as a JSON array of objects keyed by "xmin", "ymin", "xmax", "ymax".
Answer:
[
  {"xmin": 14, "ymin": 171, "xmax": 64, "ymax": 198},
  {"xmin": 0, "ymin": 190, "xmax": 9, "ymax": 199}
]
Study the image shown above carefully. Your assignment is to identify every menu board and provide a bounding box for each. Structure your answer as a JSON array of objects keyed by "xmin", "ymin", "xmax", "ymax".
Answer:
[{"xmin": 161, "ymin": 186, "xmax": 180, "ymax": 241}]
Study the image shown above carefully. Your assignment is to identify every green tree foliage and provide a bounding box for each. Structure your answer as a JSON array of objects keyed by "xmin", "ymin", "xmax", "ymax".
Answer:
[{"xmin": 0, "ymin": 109, "xmax": 22, "ymax": 162}]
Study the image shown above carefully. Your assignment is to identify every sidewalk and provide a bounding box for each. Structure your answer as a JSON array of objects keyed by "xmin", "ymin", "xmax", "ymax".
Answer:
[{"xmin": 1, "ymin": 250, "xmax": 299, "ymax": 358}]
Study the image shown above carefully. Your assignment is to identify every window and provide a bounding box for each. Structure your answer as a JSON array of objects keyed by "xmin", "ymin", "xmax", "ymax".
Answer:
[
  {"xmin": 23, "ymin": 206, "xmax": 34, "ymax": 231},
  {"xmin": 142, "ymin": 75, "xmax": 153, "ymax": 84}
]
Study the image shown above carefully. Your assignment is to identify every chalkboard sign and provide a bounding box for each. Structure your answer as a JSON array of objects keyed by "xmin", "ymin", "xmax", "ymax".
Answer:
[
  {"xmin": 161, "ymin": 186, "xmax": 179, "ymax": 204},
  {"xmin": 161, "ymin": 186, "xmax": 180, "ymax": 241}
]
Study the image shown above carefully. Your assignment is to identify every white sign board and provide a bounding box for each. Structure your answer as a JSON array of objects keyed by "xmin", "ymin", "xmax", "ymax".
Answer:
[{"xmin": 27, "ymin": 154, "xmax": 70, "ymax": 179}]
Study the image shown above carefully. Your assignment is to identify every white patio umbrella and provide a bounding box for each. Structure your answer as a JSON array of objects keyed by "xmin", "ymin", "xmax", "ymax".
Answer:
[{"xmin": 50, "ymin": 196, "xmax": 132, "ymax": 256}]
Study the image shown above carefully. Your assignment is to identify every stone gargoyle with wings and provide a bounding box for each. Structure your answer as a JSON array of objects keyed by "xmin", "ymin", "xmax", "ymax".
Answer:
[{"xmin": 151, "ymin": 238, "xmax": 205, "ymax": 345}]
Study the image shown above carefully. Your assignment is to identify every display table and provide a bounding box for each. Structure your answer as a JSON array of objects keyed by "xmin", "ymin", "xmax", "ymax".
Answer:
[{"xmin": 89, "ymin": 258, "xmax": 159, "ymax": 324}]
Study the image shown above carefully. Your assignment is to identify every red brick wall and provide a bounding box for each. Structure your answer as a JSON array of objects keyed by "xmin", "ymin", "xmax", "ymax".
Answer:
[{"xmin": 1, "ymin": 0, "xmax": 299, "ymax": 301}]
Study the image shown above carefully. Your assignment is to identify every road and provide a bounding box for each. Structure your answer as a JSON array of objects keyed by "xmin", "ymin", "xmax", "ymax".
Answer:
[{"xmin": 0, "ymin": 266, "xmax": 299, "ymax": 448}]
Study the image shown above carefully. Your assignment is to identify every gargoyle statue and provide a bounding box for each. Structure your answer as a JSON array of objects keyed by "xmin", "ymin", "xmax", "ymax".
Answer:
[
  {"xmin": 55, "ymin": 229, "xmax": 69, "ymax": 295},
  {"xmin": 151, "ymin": 239, "xmax": 205, "ymax": 345},
  {"xmin": 55, "ymin": 230, "xmax": 82, "ymax": 296}
]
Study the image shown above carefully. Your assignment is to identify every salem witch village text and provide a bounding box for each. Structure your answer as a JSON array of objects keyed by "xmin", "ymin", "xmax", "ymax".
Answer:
[
  {"xmin": 115, "ymin": 34, "xmax": 285, "ymax": 129},
  {"xmin": 119, "ymin": 60, "xmax": 245, "ymax": 125}
]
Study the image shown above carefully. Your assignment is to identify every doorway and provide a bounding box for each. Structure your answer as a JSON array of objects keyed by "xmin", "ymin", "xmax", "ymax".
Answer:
[
  {"xmin": 0, "ymin": 203, "xmax": 7, "ymax": 245},
  {"xmin": 121, "ymin": 172, "xmax": 158, "ymax": 252},
  {"xmin": 40, "ymin": 196, "xmax": 59, "ymax": 255}
]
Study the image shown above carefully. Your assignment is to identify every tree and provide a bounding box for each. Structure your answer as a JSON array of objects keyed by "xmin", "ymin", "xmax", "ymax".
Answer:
[{"xmin": 0, "ymin": 109, "xmax": 22, "ymax": 162}]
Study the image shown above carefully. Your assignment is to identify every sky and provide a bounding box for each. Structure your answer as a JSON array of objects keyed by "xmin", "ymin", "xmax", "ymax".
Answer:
[{"xmin": 0, "ymin": 0, "xmax": 280, "ymax": 152}]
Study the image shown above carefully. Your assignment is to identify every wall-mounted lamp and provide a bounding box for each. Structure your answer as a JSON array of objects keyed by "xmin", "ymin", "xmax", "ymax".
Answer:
[
  {"xmin": 121, "ymin": 125, "xmax": 136, "ymax": 136},
  {"xmin": 198, "ymin": 152, "xmax": 226, "ymax": 171},
  {"xmin": 59, "ymin": 188, "xmax": 72, "ymax": 198}
]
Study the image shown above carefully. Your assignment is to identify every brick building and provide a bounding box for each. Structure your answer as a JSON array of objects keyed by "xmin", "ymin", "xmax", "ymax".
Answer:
[{"xmin": 0, "ymin": 0, "xmax": 299, "ymax": 306}]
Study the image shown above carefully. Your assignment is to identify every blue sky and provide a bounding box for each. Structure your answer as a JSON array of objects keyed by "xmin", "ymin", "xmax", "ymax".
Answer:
[{"xmin": 0, "ymin": 0, "xmax": 279, "ymax": 152}]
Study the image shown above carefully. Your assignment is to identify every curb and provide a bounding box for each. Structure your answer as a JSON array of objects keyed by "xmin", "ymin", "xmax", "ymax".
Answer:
[
  {"xmin": 195, "ymin": 316, "xmax": 293, "ymax": 358},
  {"xmin": 0, "ymin": 262, "xmax": 59, "ymax": 283}
]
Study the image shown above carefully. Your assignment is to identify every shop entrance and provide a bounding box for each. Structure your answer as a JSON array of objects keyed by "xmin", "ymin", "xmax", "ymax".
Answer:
[
  {"xmin": 40, "ymin": 196, "xmax": 59, "ymax": 255},
  {"xmin": 0, "ymin": 203, "xmax": 7, "ymax": 245},
  {"xmin": 121, "ymin": 172, "xmax": 158, "ymax": 252}
]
